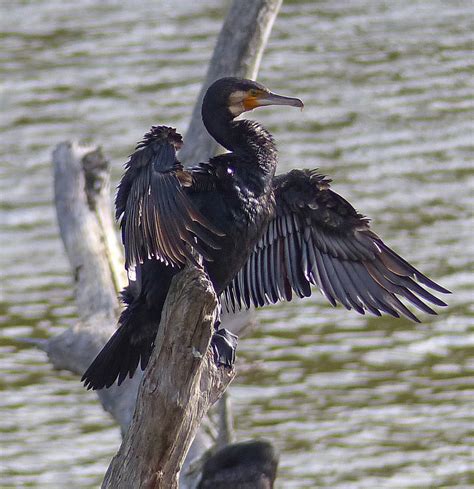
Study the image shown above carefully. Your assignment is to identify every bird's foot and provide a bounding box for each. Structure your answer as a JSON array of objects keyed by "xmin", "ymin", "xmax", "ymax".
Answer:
[{"xmin": 211, "ymin": 328, "xmax": 238, "ymax": 367}]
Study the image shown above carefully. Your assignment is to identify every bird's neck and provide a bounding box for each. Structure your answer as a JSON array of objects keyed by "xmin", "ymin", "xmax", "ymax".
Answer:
[{"xmin": 203, "ymin": 111, "xmax": 277, "ymax": 175}]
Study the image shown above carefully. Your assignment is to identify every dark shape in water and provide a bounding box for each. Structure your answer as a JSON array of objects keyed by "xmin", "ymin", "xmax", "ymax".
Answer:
[
  {"xmin": 81, "ymin": 77, "xmax": 450, "ymax": 390},
  {"xmin": 198, "ymin": 439, "xmax": 279, "ymax": 489}
]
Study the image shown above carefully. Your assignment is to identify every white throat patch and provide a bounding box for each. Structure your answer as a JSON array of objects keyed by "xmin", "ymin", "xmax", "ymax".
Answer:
[{"xmin": 228, "ymin": 90, "xmax": 247, "ymax": 117}]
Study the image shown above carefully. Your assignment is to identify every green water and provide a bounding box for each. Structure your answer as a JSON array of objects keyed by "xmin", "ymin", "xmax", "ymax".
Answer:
[{"xmin": 1, "ymin": 1, "xmax": 473, "ymax": 487}]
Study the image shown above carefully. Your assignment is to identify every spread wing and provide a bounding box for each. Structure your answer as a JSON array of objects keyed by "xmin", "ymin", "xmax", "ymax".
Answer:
[
  {"xmin": 115, "ymin": 125, "xmax": 224, "ymax": 269},
  {"xmin": 223, "ymin": 169, "xmax": 449, "ymax": 321}
]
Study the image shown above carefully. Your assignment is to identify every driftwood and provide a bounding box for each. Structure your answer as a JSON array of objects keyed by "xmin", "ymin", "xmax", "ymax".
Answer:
[
  {"xmin": 49, "ymin": 142, "xmax": 139, "ymax": 432},
  {"xmin": 46, "ymin": 0, "xmax": 283, "ymax": 486}
]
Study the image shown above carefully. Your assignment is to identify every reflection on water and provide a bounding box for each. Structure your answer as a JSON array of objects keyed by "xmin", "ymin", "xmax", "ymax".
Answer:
[{"xmin": 1, "ymin": 0, "xmax": 473, "ymax": 487}]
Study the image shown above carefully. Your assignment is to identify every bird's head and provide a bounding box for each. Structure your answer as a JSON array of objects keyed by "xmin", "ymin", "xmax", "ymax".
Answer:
[{"xmin": 203, "ymin": 77, "xmax": 304, "ymax": 119}]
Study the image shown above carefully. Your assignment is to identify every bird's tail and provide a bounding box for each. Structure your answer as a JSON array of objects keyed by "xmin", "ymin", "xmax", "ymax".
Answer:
[{"xmin": 81, "ymin": 291, "xmax": 157, "ymax": 390}]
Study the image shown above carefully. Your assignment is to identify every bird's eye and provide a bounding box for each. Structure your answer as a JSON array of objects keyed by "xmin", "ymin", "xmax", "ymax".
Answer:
[{"xmin": 249, "ymin": 89, "xmax": 258, "ymax": 97}]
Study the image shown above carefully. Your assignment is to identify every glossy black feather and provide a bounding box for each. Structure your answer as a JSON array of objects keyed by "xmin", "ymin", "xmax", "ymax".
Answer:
[{"xmin": 116, "ymin": 125, "xmax": 224, "ymax": 269}]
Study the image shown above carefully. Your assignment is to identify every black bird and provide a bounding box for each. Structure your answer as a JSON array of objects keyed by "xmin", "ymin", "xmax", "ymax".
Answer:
[
  {"xmin": 82, "ymin": 77, "xmax": 449, "ymax": 390},
  {"xmin": 198, "ymin": 440, "xmax": 279, "ymax": 489}
]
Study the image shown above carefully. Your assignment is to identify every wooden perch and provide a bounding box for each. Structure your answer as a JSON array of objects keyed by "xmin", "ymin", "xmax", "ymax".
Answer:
[{"xmin": 102, "ymin": 266, "xmax": 234, "ymax": 489}]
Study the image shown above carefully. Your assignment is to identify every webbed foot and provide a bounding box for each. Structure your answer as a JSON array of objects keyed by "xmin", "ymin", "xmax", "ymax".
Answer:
[{"xmin": 211, "ymin": 328, "xmax": 238, "ymax": 367}]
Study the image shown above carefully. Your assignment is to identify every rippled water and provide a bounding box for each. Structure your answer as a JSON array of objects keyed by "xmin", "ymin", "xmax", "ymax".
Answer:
[{"xmin": 1, "ymin": 1, "xmax": 473, "ymax": 487}]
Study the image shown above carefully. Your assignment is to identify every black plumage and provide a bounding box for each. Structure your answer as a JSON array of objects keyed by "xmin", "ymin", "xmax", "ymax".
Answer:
[
  {"xmin": 82, "ymin": 77, "xmax": 449, "ymax": 390},
  {"xmin": 198, "ymin": 440, "xmax": 279, "ymax": 489},
  {"xmin": 224, "ymin": 169, "xmax": 448, "ymax": 322}
]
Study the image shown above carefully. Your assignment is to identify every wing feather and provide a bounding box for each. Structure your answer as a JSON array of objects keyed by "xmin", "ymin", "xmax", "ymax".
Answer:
[
  {"xmin": 116, "ymin": 126, "xmax": 224, "ymax": 269},
  {"xmin": 224, "ymin": 169, "xmax": 449, "ymax": 321}
]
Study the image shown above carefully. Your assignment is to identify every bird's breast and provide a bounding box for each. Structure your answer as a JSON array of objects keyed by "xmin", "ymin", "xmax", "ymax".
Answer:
[{"xmin": 192, "ymin": 178, "xmax": 275, "ymax": 293}]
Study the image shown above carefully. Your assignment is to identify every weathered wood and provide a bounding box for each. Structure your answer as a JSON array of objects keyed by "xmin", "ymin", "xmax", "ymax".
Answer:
[
  {"xmin": 49, "ymin": 142, "xmax": 140, "ymax": 432},
  {"xmin": 53, "ymin": 141, "xmax": 125, "ymax": 318},
  {"xmin": 102, "ymin": 266, "xmax": 235, "ymax": 489}
]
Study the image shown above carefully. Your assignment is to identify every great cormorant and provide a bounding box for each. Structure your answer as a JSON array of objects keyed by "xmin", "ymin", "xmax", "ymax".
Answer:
[{"xmin": 82, "ymin": 77, "xmax": 449, "ymax": 390}]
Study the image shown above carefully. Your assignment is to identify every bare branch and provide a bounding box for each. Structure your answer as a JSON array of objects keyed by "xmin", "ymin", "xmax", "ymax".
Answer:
[
  {"xmin": 50, "ymin": 142, "xmax": 139, "ymax": 432},
  {"xmin": 53, "ymin": 142, "xmax": 126, "ymax": 318}
]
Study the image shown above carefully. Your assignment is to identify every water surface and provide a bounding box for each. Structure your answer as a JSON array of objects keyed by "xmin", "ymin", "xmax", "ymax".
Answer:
[{"xmin": 1, "ymin": 0, "xmax": 473, "ymax": 487}]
